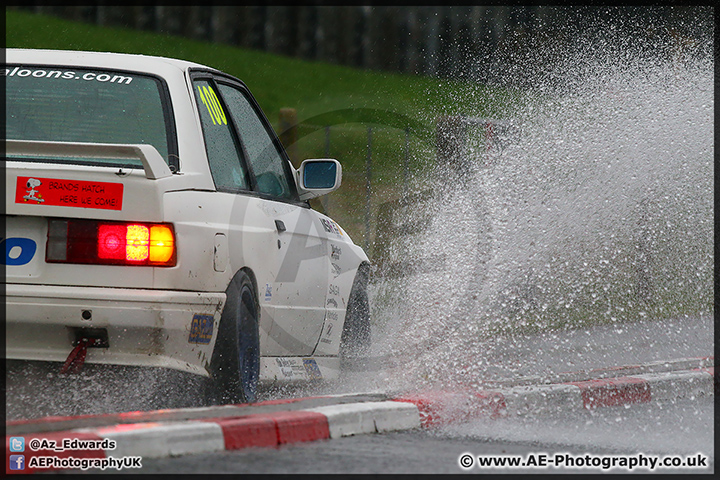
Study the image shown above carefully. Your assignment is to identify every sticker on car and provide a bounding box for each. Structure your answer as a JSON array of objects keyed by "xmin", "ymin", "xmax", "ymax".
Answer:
[
  {"xmin": 2, "ymin": 237, "xmax": 37, "ymax": 266},
  {"xmin": 15, "ymin": 177, "xmax": 124, "ymax": 210},
  {"xmin": 302, "ymin": 358, "xmax": 323, "ymax": 380},
  {"xmin": 188, "ymin": 314, "xmax": 214, "ymax": 344}
]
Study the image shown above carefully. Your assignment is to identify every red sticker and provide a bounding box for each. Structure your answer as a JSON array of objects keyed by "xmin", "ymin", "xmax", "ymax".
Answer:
[{"xmin": 15, "ymin": 177, "xmax": 124, "ymax": 210}]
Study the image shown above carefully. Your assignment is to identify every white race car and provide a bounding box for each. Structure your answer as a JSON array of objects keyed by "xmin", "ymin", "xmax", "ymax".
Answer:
[{"xmin": 4, "ymin": 48, "xmax": 371, "ymax": 404}]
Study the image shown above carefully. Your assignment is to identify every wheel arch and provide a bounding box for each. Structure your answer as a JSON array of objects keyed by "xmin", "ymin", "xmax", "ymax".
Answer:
[
  {"xmin": 339, "ymin": 260, "xmax": 372, "ymax": 360},
  {"xmin": 235, "ymin": 266, "xmax": 259, "ymax": 306},
  {"xmin": 353, "ymin": 261, "xmax": 372, "ymax": 290},
  {"xmin": 207, "ymin": 265, "xmax": 261, "ymax": 404}
]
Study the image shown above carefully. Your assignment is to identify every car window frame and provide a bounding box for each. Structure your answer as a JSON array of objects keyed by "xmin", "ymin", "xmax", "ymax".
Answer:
[
  {"xmin": 190, "ymin": 72, "xmax": 254, "ymax": 194},
  {"xmin": 189, "ymin": 69, "xmax": 304, "ymax": 206}
]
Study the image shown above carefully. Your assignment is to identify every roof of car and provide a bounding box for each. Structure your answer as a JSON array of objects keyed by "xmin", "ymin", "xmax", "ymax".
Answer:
[{"xmin": 5, "ymin": 48, "xmax": 218, "ymax": 74}]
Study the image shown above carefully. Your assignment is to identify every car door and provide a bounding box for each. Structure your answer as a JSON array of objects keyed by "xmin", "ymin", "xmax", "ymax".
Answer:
[{"xmin": 195, "ymin": 74, "xmax": 329, "ymax": 356}]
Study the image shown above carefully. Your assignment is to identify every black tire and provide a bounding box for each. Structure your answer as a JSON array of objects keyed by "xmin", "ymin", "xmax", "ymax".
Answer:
[
  {"xmin": 207, "ymin": 270, "xmax": 260, "ymax": 404},
  {"xmin": 340, "ymin": 265, "xmax": 371, "ymax": 360}
]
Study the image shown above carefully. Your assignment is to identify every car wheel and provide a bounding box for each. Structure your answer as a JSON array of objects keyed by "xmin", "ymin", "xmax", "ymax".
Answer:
[
  {"xmin": 207, "ymin": 270, "xmax": 260, "ymax": 404},
  {"xmin": 340, "ymin": 265, "xmax": 371, "ymax": 362}
]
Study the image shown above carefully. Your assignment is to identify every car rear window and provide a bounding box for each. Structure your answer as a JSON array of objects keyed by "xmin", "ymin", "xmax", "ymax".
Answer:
[{"xmin": 4, "ymin": 65, "xmax": 174, "ymax": 169}]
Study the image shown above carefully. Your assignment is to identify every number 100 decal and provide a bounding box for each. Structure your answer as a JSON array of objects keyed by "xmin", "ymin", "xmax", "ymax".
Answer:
[{"xmin": 197, "ymin": 85, "xmax": 227, "ymax": 125}]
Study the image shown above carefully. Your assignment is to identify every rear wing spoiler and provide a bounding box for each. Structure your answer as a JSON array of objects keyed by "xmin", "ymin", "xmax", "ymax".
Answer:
[{"xmin": 4, "ymin": 140, "xmax": 173, "ymax": 180}]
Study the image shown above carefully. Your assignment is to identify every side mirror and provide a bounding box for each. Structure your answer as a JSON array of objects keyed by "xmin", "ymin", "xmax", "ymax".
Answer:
[{"xmin": 296, "ymin": 159, "xmax": 342, "ymax": 200}]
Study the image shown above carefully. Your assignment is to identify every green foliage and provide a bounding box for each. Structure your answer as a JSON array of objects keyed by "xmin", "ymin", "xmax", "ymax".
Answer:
[{"xmin": 5, "ymin": 9, "xmax": 508, "ymax": 129}]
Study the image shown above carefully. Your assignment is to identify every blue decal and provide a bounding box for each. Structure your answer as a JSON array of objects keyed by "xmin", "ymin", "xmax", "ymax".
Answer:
[
  {"xmin": 9, "ymin": 455, "xmax": 25, "ymax": 471},
  {"xmin": 2, "ymin": 238, "xmax": 37, "ymax": 266},
  {"xmin": 9, "ymin": 437, "xmax": 25, "ymax": 453},
  {"xmin": 302, "ymin": 358, "xmax": 323, "ymax": 380},
  {"xmin": 188, "ymin": 314, "xmax": 214, "ymax": 344}
]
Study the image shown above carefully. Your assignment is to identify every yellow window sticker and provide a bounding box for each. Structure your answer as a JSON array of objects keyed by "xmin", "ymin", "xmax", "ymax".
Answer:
[{"xmin": 197, "ymin": 85, "xmax": 227, "ymax": 126}]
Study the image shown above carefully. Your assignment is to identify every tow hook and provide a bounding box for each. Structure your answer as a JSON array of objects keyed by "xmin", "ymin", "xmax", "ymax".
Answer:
[
  {"xmin": 60, "ymin": 328, "xmax": 109, "ymax": 374},
  {"xmin": 60, "ymin": 337, "xmax": 98, "ymax": 374}
]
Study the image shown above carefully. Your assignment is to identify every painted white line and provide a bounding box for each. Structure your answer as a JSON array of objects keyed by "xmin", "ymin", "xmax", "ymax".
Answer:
[
  {"xmin": 636, "ymin": 369, "xmax": 715, "ymax": 403},
  {"xmin": 488, "ymin": 356, "xmax": 714, "ymax": 388},
  {"xmin": 305, "ymin": 401, "xmax": 420, "ymax": 438},
  {"xmin": 502, "ymin": 383, "xmax": 584, "ymax": 416},
  {"xmin": 97, "ymin": 421, "xmax": 225, "ymax": 458}
]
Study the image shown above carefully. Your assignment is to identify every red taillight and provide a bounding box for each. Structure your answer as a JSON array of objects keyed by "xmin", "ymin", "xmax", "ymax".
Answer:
[
  {"xmin": 97, "ymin": 224, "xmax": 127, "ymax": 260},
  {"xmin": 47, "ymin": 219, "xmax": 176, "ymax": 267}
]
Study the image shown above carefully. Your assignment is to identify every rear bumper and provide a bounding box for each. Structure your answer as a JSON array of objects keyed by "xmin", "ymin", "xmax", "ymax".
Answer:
[{"xmin": 5, "ymin": 284, "xmax": 225, "ymax": 376}]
